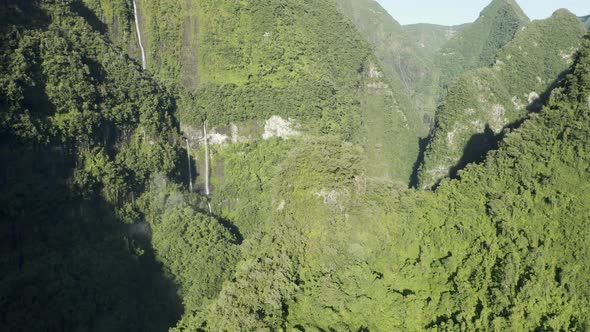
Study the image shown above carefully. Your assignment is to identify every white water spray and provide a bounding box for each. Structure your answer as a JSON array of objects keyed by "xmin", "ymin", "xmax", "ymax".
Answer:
[
  {"xmin": 203, "ymin": 121, "xmax": 212, "ymax": 215},
  {"xmin": 132, "ymin": 0, "xmax": 147, "ymax": 70},
  {"xmin": 186, "ymin": 139, "xmax": 193, "ymax": 192}
]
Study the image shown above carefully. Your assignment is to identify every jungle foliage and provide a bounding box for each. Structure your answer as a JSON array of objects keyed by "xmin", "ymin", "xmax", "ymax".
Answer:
[
  {"xmin": 418, "ymin": 9, "xmax": 587, "ymax": 189},
  {"xmin": 0, "ymin": 1, "xmax": 233, "ymax": 330},
  {"xmin": 437, "ymin": 0, "xmax": 530, "ymax": 92},
  {"xmin": 288, "ymin": 35, "xmax": 590, "ymax": 329},
  {"xmin": 84, "ymin": 0, "xmax": 423, "ymax": 183},
  {"xmin": 1, "ymin": 0, "xmax": 590, "ymax": 331}
]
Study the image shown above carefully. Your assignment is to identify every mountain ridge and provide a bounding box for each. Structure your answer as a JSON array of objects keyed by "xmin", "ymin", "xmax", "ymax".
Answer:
[
  {"xmin": 333, "ymin": 0, "xmax": 436, "ymax": 130},
  {"xmin": 418, "ymin": 8, "xmax": 586, "ymax": 188},
  {"xmin": 436, "ymin": 0, "xmax": 530, "ymax": 91}
]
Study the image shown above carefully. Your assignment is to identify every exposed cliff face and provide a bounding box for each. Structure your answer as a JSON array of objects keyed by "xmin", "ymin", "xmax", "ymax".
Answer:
[
  {"xmin": 84, "ymin": 0, "xmax": 423, "ymax": 184},
  {"xmin": 418, "ymin": 9, "xmax": 586, "ymax": 189}
]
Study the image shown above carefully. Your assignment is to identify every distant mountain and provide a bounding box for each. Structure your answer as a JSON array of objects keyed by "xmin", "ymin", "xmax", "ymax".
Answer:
[
  {"xmin": 402, "ymin": 23, "xmax": 471, "ymax": 59},
  {"xmin": 335, "ymin": 0, "xmax": 529, "ymax": 130},
  {"xmin": 437, "ymin": 0, "xmax": 529, "ymax": 91},
  {"xmin": 580, "ymin": 15, "xmax": 590, "ymax": 29},
  {"xmin": 418, "ymin": 9, "xmax": 586, "ymax": 189},
  {"xmin": 334, "ymin": 0, "xmax": 445, "ymax": 129}
]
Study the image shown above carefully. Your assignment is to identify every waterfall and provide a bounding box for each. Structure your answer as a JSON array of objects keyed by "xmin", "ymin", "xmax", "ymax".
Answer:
[
  {"xmin": 203, "ymin": 121, "xmax": 212, "ymax": 215},
  {"xmin": 206, "ymin": 200, "xmax": 213, "ymax": 216},
  {"xmin": 203, "ymin": 121, "xmax": 210, "ymax": 196},
  {"xmin": 186, "ymin": 139, "xmax": 193, "ymax": 192},
  {"xmin": 132, "ymin": 0, "xmax": 147, "ymax": 70}
]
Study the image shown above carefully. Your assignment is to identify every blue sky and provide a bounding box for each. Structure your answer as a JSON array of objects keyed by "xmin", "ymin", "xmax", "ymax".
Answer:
[{"xmin": 375, "ymin": 0, "xmax": 590, "ymax": 25}]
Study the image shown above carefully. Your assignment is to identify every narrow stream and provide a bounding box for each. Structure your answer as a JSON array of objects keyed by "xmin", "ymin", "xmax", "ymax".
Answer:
[{"xmin": 132, "ymin": 0, "xmax": 147, "ymax": 70}]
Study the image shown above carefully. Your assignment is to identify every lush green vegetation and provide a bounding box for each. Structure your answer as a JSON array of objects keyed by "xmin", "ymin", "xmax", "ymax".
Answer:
[
  {"xmin": 418, "ymin": 9, "xmax": 586, "ymax": 189},
  {"xmin": 190, "ymin": 32, "xmax": 590, "ymax": 330},
  {"xmin": 437, "ymin": 0, "xmax": 529, "ymax": 92},
  {"xmin": 176, "ymin": 32, "xmax": 590, "ymax": 330},
  {"xmin": 2, "ymin": 0, "xmax": 590, "ymax": 331},
  {"xmin": 0, "ymin": 2, "xmax": 231, "ymax": 330},
  {"xmin": 86, "ymin": 0, "xmax": 423, "ymax": 183}
]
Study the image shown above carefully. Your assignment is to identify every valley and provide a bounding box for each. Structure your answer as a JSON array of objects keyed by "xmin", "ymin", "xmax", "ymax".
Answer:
[{"xmin": 1, "ymin": 0, "xmax": 589, "ymax": 331}]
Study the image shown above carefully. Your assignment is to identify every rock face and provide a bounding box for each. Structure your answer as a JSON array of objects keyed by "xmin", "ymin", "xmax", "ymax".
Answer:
[
  {"xmin": 418, "ymin": 9, "xmax": 586, "ymax": 189},
  {"xmin": 182, "ymin": 116, "xmax": 301, "ymax": 146},
  {"xmin": 262, "ymin": 116, "xmax": 300, "ymax": 140}
]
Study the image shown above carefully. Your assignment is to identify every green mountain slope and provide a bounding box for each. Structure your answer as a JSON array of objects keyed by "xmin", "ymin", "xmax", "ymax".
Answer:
[
  {"xmin": 85, "ymin": 0, "xmax": 423, "ymax": 183},
  {"xmin": 2, "ymin": 1, "xmax": 590, "ymax": 331},
  {"xmin": 165, "ymin": 32, "xmax": 590, "ymax": 330},
  {"xmin": 0, "ymin": 2, "xmax": 238, "ymax": 330},
  {"xmin": 334, "ymin": 0, "xmax": 446, "ymax": 128},
  {"xmin": 437, "ymin": 0, "xmax": 529, "ymax": 91},
  {"xmin": 418, "ymin": 9, "xmax": 586, "ymax": 189},
  {"xmin": 0, "ymin": 1, "xmax": 427, "ymax": 330},
  {"xmin": 286, "ymin": 33, "xmax": 590, "ymax": 330}
]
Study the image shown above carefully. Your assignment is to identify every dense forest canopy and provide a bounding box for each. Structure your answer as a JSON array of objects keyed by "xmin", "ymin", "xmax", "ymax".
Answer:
[{"xmin": 1, "ymin": 0, "xmax": 589, "ymax": 331}]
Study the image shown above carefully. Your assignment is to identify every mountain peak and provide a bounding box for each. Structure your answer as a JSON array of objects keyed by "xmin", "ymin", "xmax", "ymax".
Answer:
[
  {"xmin": 436, "ymin": 0, "xmax": 530, "ymax": 86},
  {"xmin": 551, "ymin": 8, "xmax": 575, "ymax": 18},
  {"xmin": 481, "ymin": 0, "xmax": 529, "ymax": 22}
]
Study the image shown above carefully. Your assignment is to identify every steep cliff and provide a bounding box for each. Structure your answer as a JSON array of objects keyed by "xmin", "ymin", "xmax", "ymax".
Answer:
[
  {"xmin": 2, "ymin": 1, "xmax": 589, "ymax": 331},
  {"xmin": 85, "ymin": 0, "xmax": 424, "ymax": 184},
  {"xmin": 418, "ymin": 9, "xmax": 586, "ymax": 188}
]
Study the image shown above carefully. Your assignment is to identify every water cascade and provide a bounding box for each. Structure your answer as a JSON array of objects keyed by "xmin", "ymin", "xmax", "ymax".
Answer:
[
  {"xmin": 132, "ymin": 0, "xmax": 147, "ymax": 70},
  {"xmin": 186, "ymin": 139, "xmax": 193, "ymax": 192},
  {"xmin": 203, "ymin": 121, "xmax": 212, "ymax": 215}
]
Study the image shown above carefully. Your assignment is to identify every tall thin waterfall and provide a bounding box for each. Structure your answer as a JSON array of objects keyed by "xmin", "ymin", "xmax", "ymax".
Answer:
[
  {"xmin": 203, "ymin": 121, "xmax": 212, "ymax": 215},
  {"xmin": 203, "ymin": 121, "xmax": 210, "ymax": 196},
  {"xmin": 132, "ymin": 0, "xmax": 147, "ymax": 70},
  {"xmin": 186, "ymin": 139, "xmax": 193, "ymax": 192}
]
